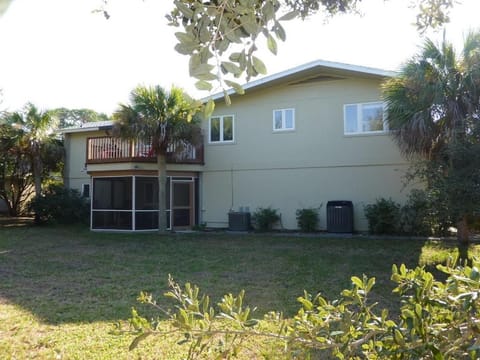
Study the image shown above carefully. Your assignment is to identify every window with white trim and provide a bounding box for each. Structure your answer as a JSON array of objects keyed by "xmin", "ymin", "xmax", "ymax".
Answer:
[
  {"xmin": 344, "ymin": 102, "xmax": 387, "ymax": 134},
  {"xmin": 209, "ymin": 115, "xmax": 234, "ymax": 143},
  {"xmin": 273, "ymin": 108, "xmax": 295, "ymax": 131}
]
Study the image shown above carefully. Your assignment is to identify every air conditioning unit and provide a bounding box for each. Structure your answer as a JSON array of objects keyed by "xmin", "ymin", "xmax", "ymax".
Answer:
[
  {"xmin": 327, "ymin": 201, "xmax": 354, "ymax": 233},
  {"xmin": 228, "ymin": 212, "xmax": 251, "ymax": 231}
]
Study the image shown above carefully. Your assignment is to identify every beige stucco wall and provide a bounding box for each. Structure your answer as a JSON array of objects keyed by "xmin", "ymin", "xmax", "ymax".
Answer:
[
  {"xmin": 63, "ymin": 131, "xmax": 94, "ymax": 194},
  {"xmin": 201, "ymin": 76, "xmax": 410, "ymax": 231}
]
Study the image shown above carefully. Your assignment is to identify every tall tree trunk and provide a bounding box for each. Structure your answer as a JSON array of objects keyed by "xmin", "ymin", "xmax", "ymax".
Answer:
[
  {"xmin": 157, "ymin": 153, "xmax": 167, "ymax": 233},
  {"xmin": 32, "ymin": 150, "xmax": 43, "ymax": 224},
  {"xmin": 32, "ymin": 151, "xmax": 43, "ymax": 197},
  {"xmin": 456, "ymin": 215, "xmax": 470, "ymax": 245}
]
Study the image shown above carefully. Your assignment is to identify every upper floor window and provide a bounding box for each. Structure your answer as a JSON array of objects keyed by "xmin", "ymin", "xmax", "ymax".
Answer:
[
  {"xmin": 209, "ymin": 115, "xmax": 234, "ymax": 143},
  {"xmin": 273, "ymin": 108, "xmax": 295, "ymax": 131},
  {"xmin": 344, "ymin": 102, "xmax": 387, "ymax": 135}
]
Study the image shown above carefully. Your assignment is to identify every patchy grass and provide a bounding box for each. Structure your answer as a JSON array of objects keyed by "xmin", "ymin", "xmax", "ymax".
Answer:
[{"xmin": 0, "ymin": 222, "xmax": 479, "ymax": 359}]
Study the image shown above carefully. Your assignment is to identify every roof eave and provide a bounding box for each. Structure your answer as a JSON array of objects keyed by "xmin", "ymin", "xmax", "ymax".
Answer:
[{"xmin": 202, "ymin": 59, "xmax": 397, "ymax": 102}]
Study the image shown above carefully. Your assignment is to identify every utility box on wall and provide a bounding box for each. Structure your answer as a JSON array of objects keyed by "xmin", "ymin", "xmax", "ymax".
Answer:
[
  {"xmin": 228, "ymin": 212, "xmax": 251, "ymax": 231},
  {"xmin": 326, "ymin": 201, "xmax": 354, "ymax": 233}
]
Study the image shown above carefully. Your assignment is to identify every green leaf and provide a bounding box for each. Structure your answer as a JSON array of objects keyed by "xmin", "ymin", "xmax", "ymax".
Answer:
[
  {"xmin": 204, "ymin": 99, "xmax": 215, "ymax": 118},
  {"xmin": 240, "ymin": 14, "xmax": 259, "ymax": 35},
  {"xmin": 216, "ymin": 38, "xmax": 230, "ymax": 53},
  {"xmin": 199, "ymin": 46, "xmax": 214, "ymax": 62},
  {"xmin": 252, "ymin": 56, "xmax": 267, "ymax": 74},
  {"xmin": 229, "ymin": 52, "xmax": 243, "ymax": 62},
  {"xmin": 174, "ymin": 0, "xmax": 194, "ymax": 19},
  {"xmin": 244, "ymin": 319, "xmax": 259, "ymax": 327},
  {"xmin": 279, "ymin": 10, "xmax": 299, "ymax": 21},
  {"xmin": 267, "ymin": 34, "xmax": 277, "ymax": 55},
  {"xmin": 224, "ymin": 28, "xmax": 242, "ymax": 43},
  {"xmin": 221, "ymin": 61, "xmax": 242, "ymax": 76},
  {"xmin": 274, "ymin": 22, "xmax": 286, "ymax": 41},
  {"xmin": 175, "ymin": 32, "xmax": 196, "ymax": 45},
  {"xmin": 351, "ymin": 276, "xmax": 363, "ymax": 288},
  {"xmin": 189, "ymin": 53, "xmax": 201, "ymax": 71},
  {"xmin": 393, "ymin": 329, "xmax": 404, "ymax": 345},
  {"xmin": 190, "ymin": 63, "xmax": 215, "ymax": 78},
  {"xmin": 262, "ymin": 1, "xmax": 275, "ymax": 21},
  {"xmin": 224, "ymin": 92, "xmax": 232, "ymax": 106},
  {"xmin": 224, "ymin": 80, "xmax": 245, "ymax": 95},
  {"xmin": 129, "ymin": 332, "xmax": 151, "ymax": 351},
  {"xmin": 415, "ymin": 303, "xmax": 422, "ymax": 318},
  {"xmin": 198, "ymin": 18, "xmax": 211, "ymax": 43},
  {"xmin": 175, "ymin": 43, "xmax": 197, "ymax": 55},
  {"xmin": 195, "ymin": 80, "xmax": 213, "ymax": 91},
  {"xmin": 366, "ymin": 277, "xmax": 376, "ymax": 292},
  {"xmin": 195, "ymin": 72, "xmax": 217, "ymax": 81},
  {"xmin": 297, "ymin": 297, "xmax": 313, "ymax": 310},
  {"xmin": 470, "ymin": 266, "xmax": 480, "ymax": 280}
]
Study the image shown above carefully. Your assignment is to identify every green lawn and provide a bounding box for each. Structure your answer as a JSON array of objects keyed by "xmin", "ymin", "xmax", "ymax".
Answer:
[{"xmin": 0, "ymin": 220, "xmax": 477, "ymax": 359}]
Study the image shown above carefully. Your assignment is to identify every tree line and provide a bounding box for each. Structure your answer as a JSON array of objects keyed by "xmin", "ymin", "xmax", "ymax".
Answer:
[{"xmin": 0, "ymin": 106, "xmax": 108, "ymax": 217}]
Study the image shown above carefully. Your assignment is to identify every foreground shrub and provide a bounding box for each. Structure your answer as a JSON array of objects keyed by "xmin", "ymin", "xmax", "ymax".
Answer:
[
  {"xmin": 30, "ymin": 184, "xmax": 89, "ymax": 224},
  {"xmin": 364, "ymin": 198, "xmax": 401, "ymax": 235},
  {"xmin": 252, "ymin": 207, "xmax": 280, "ymax": 231},
  {"xmin": 296, "ymin": 207, "xmax": 319, "ymax": 232},
  {"xmin": 118, "ymin": 256, "xmax": 480, "ymax": 359}
]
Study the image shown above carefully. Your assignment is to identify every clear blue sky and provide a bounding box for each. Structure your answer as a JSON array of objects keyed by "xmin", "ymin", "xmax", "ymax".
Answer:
[{"xmin": 0, "ymin": 0, "xmax": 479, "ymax": 115}]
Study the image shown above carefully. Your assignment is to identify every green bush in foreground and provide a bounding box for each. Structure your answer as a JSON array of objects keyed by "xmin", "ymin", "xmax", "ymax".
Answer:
[{"xmin": 117, "ymin": 256, "xmax": 480, "ymax": 359}]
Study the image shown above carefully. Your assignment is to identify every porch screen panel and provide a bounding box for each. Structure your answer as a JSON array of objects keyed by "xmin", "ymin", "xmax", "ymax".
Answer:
[
  {"xmin": 172, "ymin": 182, "xmax": 191, "ymax": 227},
  {"xmin": 135, "ymin": 212, "xmax": 158, "ymax": 230},
  {"xmin": 92, "ymin": 211, "xmax": 132, "ymax": 230},
  {"xmin": 92, "ymin": 177, "xmax": 133, "ymax": 230},
  {"xmin": 135, "ymin": 177, "xmax": 159, "ymax": 230},
  {"xmin": 135, "ymin": 177, "xmax": 159, "ymax": 210},
  {"xmin": 93, "ymin": 177, "xmax": 132, "ymax": 210}
]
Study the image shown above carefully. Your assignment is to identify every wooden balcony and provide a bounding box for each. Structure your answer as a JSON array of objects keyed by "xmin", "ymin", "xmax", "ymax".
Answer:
[{"xmin": 86, "ymin": 136, "xmax": 204, "ymax": 165}]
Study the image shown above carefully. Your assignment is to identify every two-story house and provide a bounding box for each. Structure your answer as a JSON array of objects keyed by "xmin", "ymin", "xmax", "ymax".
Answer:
[{"xmin": 62, "ymin": 59, "xmax": 409, "ymax": 232}]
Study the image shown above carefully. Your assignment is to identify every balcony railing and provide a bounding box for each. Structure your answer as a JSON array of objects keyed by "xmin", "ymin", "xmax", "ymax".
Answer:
[{"xmin": 86, "ymin": 136, "xmax": 204, "ymax": 165}]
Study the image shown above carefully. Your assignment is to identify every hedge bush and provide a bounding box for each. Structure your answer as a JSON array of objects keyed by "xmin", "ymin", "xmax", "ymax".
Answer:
[
  {"xmin": 252, "ymin": 207, "xmax": 280, "ymax": 231},
  {"xmin": 364, "ymin": 198, "xmax": 401, "ymax": 235},
  {"xmin": 296, "ymin": 207, "xmax": 319, "ymax": 232},
  {"xmin": 30, "ymin": 184, "xmax": 90, "ymax": 225}
]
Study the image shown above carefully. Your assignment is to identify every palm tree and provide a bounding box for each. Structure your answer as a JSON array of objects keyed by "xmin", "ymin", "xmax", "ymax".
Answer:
[
  {"xmin": 383, "ymin": 31, "xmax": 480, "ymax": 243},
  {"xmin": 113, "ymin": 85, "xmax": 202, "ymax": 232},
  {"xmin": 3, "ymin": 103, "xmax": 59, "ymax": 198}
]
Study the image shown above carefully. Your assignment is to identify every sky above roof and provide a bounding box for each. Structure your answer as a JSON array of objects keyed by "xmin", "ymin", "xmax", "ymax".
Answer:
[{"xmin": 0, "ymin": 0, "xmax": 479, "ymax": 115}]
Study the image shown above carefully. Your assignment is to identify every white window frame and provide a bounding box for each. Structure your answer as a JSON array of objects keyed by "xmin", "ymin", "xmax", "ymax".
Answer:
[
  {"xmin": 344, "ymin": 102, "xmax": 387, "ymax": 135},
  {"xmin": 273, "ymin": 108, "xmax": 295, "ymax": 132},
  {"xmin": 209, "ymin": 115, "xmax": 235, "ymax": 143}
]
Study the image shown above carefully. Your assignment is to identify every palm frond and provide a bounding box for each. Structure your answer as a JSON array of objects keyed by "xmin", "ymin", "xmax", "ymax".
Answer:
[
  {"xmin": 383, "ymin": 31, "xmax": 480, "ymax": 160},
  {"xmin": 112, "ymin": 85, "xmax": 202, "ymax": 156}
]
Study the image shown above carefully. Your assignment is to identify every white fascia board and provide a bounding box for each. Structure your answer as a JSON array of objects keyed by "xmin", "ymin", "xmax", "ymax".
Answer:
[
  {"xmin": 60, "ymin": 120, "xmax": 114, "ymax": 134},
  {"xmin": 202, "ymin": 59, "xmax": 397, "ymax": 102}
]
